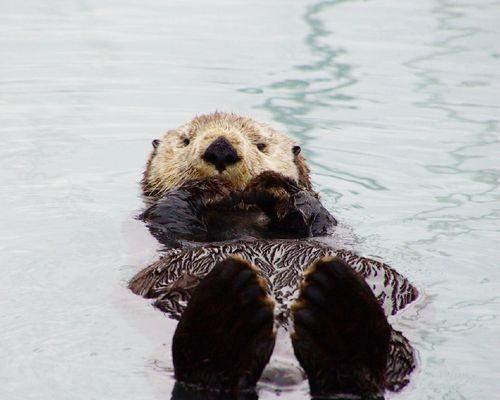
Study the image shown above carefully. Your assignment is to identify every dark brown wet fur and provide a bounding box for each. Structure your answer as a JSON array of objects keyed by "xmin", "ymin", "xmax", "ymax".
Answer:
[
  {"xmin": 243, "ymin": 171, "xmax": 336, "ymax": 237},
  {"xmin": 139, "ymin": 171, "xmax": 336, "ymax": 245},
  {"xmin": 172, "ymin": 257, "xmax": 276, "ymax": 394},
  {"xmin": 291, "ymin": 256, "xmax": 391, "ymax": 397}
]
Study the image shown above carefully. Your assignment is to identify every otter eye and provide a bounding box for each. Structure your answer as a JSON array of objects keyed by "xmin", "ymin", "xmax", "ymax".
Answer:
[
  {"xmin": 257, "ymin": 143, "xmax": 266, "ymax": 152},
  {"xmin": 152, "ymin": 139, "xmax": 160, "ymax": 149},
  {"xmin": 183, "ymin": 138, "xmax": 190, "ymax": 146},
  {"xmin": 292, "ymin": 145, "xmax": 301, "ymax": 155}
]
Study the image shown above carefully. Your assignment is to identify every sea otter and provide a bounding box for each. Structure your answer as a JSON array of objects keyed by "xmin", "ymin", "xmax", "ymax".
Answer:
[{"xmin": 129, "ymin": 112, "xmax": 418, "ymax": 399}]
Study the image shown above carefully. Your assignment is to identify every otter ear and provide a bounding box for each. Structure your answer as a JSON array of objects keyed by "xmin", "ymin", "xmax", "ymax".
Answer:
[
  {"xmin": 292, "ymin": 145, "xmax": 301, "ymax": 155},
  {"xmin": 152, "ymin": 139, "xmax": 160, "ymax": 149}
]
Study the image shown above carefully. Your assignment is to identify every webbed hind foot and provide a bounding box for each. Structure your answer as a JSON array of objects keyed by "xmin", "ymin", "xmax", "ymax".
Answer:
[
  {"xmin": 291, "ymin": 256, "xmax": 391, "ymax": 398},
  {"xmin": 172, "ymin": 256, "xmax": 276, "ymax": 394}
]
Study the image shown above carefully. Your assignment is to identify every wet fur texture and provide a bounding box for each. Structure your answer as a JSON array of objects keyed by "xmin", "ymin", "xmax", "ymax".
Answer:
[
  {"xmin": 130, "ymin": 112, "xmax": 418, "ymax": 398},
  {"xmin": 172, "ymin": 257, "xmax": 276, "ymax": 394},
  {"xmin": 142, "ymin": 112, "xmax": 312, "ymax": 202},
  {"xmin": 291, "ymin": 257, "xmax": 391, "ymax": 396},
  {"xmin": 140, "ymin": 171, "xmax": 336, "ymax": 245}
]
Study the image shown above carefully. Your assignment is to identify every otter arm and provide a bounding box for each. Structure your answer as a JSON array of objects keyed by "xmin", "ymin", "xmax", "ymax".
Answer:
[
  {"xmin": 140, "ymin": 178, "xmax": 234, "ymax": 245},
  {"xmin": 243, "ymin": 171, "xmax": 337, "ymax": 237}
]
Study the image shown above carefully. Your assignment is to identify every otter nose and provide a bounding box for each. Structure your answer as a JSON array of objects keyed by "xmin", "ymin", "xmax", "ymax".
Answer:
[{"xmin": 202, "ymin": 136, "xmax": 240, "ymax": 172}]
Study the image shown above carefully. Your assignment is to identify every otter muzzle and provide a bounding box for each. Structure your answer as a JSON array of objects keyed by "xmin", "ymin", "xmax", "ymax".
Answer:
[{"xmin": 202, "ymin": 136, "xmax": 241, "ymax": 172}]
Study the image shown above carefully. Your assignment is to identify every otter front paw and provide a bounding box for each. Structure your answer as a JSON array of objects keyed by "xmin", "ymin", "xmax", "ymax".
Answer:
[
  {"xmin": 280, "ymin": 190, "xmax": 337, "ymax": 237},
  {"xmin": 291, "ymin": 257, "xmax": 391, "ymax": 398},
  {"xmin": 172, "ymin": 257, "xmax": 276, "ymax": 393},
  {"xmin": 179, "ymin": 176, "xmax": 236, "ymax": 207},
  {"xmin": 140, "ymin": 176, "xmax": 236, "ymax": 244},
  {"xmin": 243, "ymin": 171, "xmax": 337, "ymax": 237},
  {"xmin": 242, "ymin": 171, "xmax": 297, "ymax": 215},
  {"xmin": 245, "ymin": 170, "xmax": 302, "ymax": 194}
]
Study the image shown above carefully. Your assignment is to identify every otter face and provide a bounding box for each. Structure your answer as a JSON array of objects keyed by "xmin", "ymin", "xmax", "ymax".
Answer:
[{"xmin": 142, "ymin": 112, "xmax": 312, "ymax": 200}]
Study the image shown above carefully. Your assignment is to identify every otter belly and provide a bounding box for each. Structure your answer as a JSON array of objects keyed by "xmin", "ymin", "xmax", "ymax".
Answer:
[{"xmin": 129, "ymin": 239, "xmax": 418, "ymax": 320}]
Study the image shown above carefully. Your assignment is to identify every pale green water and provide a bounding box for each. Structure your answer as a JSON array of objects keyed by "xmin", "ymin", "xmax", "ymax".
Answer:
[{"xmin": 1, "ymin": 1, "xmax": 499, "ymax": 399}]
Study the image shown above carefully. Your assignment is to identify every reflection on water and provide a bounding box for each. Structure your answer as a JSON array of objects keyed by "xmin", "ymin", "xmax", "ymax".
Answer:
[
  {"xmin": 171, "ymin": 383, "xmax": 258, "ymax": 400},
  {"xmin": 242, "ymin": 0, "xmax": 357, "ymax": 140},
  {"xmin": 404, "ymin": 0, "xmax": 500, "ymax": 237},
  {"xmin": 0, "ymin": 0, "xmax": 499, "ymax": 399},
  {"xmin": 241, "ymin": 1, "xmax": 386, "ymax": 196},
  {"xmin": 170, "ymin": 382, "xmax": 384, "ymax": 400}
]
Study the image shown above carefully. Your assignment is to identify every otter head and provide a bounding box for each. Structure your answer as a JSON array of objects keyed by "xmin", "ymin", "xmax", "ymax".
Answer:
[{"xmin": 142, "ymin": 112, "xmax": 312, "ymax": 201}]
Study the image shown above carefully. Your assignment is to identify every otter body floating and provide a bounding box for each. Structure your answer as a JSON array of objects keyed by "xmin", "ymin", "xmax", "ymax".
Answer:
[{"xmin": 129, "ymin": 112, "xmax": 419, "ymax": 398}]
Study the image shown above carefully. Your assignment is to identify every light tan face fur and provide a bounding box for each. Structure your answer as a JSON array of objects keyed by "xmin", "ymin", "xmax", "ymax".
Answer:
[{"xmin": 142, "ymin": 112, "xmax": 311, "ymax": 199}]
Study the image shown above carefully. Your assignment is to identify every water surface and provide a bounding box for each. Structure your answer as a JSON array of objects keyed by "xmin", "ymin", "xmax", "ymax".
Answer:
[{"xmin": 1, "ymin": 0, "xmax": 499, "ymax": 399}]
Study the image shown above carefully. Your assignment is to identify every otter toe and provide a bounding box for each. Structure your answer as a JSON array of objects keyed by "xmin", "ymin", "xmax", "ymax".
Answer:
[
  {"xmin": 291, "ymin": 256, "xmax": 391, "ymax": 398},
  {"xmin": 172, "ymin": 256, "xmax": 276, "ymax": 393}
]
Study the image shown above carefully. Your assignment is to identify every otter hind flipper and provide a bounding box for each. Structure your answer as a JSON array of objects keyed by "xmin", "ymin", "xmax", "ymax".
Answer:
[
  {"xmin": 172, "ymin": 256, "xmax": 276, "ymax": 394},
  {"xmin": 291, "ymin": 256, "xmax": 391, "ymax": 398}
]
